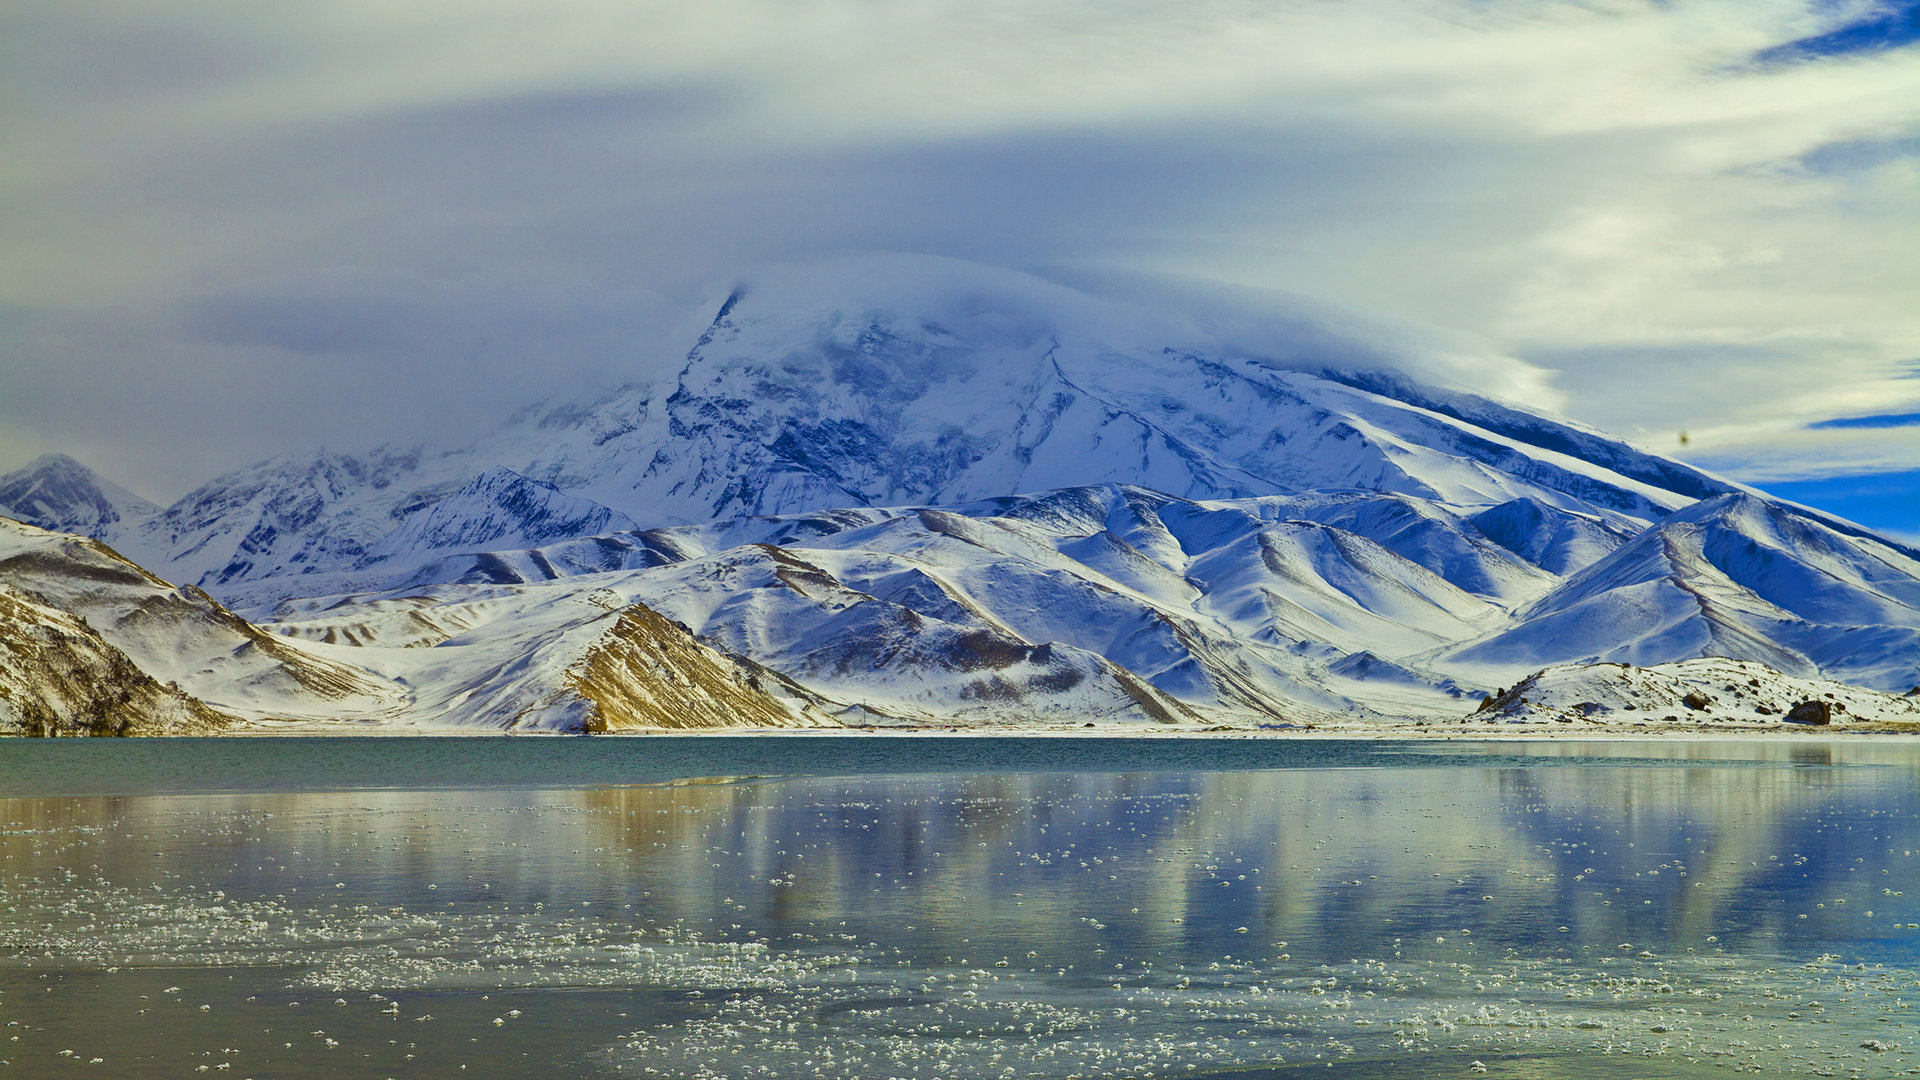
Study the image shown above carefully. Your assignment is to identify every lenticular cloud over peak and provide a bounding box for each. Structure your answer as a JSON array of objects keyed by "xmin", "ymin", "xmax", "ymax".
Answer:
[{"xmin": 707, "ymin": 253, "xmax": 1562, "ymax": 414}]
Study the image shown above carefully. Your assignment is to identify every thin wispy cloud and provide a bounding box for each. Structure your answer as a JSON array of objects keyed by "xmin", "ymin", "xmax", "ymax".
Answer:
[{"xmin": 1, "ymin": 0, "xmax": 1915, "ymax": 499}]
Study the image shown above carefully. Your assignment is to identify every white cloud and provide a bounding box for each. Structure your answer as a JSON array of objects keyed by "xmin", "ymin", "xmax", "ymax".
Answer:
[{"xmin": 1689, "ymin": 426, "xmax": 1920, "ymax": 484}]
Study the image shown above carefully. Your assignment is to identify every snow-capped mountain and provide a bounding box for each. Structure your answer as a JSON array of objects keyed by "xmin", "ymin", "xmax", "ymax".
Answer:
[
  {"xmin": 138, "ymin": 446, "xmax": 455, "ymax": 588},
  {"xmin": 109, "ymin": 257, "xmax": 1733, "ymax": 594},
  {"xmin": 6, "ymin": 255, "xmax": 1918, "ymax": 730},
  {"xmin": 506, "ymin": 258, "xmax": 1721, "ymax": 528},
  {"xmin": 122, "ymin": 450, "xmax": 635, "ymax": 594},
  {"xmin": 0, "ymin": 453, "xmax": 159, "ymax": 547}
]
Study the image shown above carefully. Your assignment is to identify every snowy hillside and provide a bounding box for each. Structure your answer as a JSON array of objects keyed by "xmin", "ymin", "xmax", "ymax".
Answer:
[
  {"xmin": 1466, "ymin": 657, "xmax": 1920, "ymax": 729},
  {"xmin": 253, "ymin": 485, "xmax": 1567, "ymax": 725},
  {"xmin": 0, "ymin": 514, "xmax": 844, "ymax": 732},
  {"xmin": 273, "ymin": 575, "xmax": 844, "ymax": 733},
  {"xmin": 250, "ymin": 480, "xmax": 1920, "ymax": 728},
  {"xmin": 0, "ymin": 516, "xmax": 399, "ymax": 722}
]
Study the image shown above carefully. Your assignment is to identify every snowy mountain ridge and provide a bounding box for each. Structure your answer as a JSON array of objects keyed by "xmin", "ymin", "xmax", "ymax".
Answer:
[{"xmin": 2, "ymin": 255, "xmax": 1916, "ymax": 729}]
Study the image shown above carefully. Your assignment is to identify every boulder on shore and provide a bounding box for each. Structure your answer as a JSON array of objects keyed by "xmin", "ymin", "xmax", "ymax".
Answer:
[{"xmin": 1786, "ymin": 699, "xmax": 1832, "ymax": 725}]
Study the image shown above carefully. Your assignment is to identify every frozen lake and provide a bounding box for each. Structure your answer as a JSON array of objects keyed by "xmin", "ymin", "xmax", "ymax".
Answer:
[{"xmin": 2, "ymin": 737, "xmax": 1917, "ymax": 1078}]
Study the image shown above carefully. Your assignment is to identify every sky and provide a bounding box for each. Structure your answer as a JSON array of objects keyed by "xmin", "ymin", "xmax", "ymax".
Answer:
[{"xmin": 2, "ymin": 0, "xmax": 1917, "ymax": 529}]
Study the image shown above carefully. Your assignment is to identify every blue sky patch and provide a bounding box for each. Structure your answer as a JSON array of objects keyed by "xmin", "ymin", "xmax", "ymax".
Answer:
[
  {"xmin": 1767, "ymin": 468, "xmax": 1920, "ymax": 535},
  {"xmin": 1756, "ymin": 0, "xmax": 1920, "ymax": 64},
  {"xmin": 1807, "ymin": 411, "xmax": 1920, "ymax": 430}
]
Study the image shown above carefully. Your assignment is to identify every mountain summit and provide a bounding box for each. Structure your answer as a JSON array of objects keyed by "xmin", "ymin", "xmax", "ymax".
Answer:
[{"xmin": 0, "ymin": 453, "xmax": 159, "ymax": 546}]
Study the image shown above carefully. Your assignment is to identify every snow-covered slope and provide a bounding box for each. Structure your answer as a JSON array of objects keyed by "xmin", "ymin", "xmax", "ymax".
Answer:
[
  {"xmin": 271, "ymin": 514, "xmax": 1211, "ymax": 728},
  {"xmin": 362, "ymin": 467, "xmax": 633, "ymax": 568},
  {"xmin": 294, "ymin": 581, "xmax": 845, "ymax": 732},
  {"xmin": 127, "ymin": 451, "xmax": 634, "ymax": 594},
  {"xmin": 259, "ymin": 485, "xmax": 1517, "ymax": 724},
  {"xmin": 0, "ymin": 515, "xmax": 847, "ymax": 733},
  {"xmin": 138, "ymin": 447, "xmax": 453, "ymax": 588},
  {"xmin": 0, "ymin": 454, "xmax": 159, "ymax": 547},
  {"xmin": 1444, "ymin": 494, "xmax": 1920, "ymax": 691}
]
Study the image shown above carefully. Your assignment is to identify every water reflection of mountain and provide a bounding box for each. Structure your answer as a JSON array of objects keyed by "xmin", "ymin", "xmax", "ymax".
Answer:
[
  {"xmin": 576, "ymin": 755, "xmax": 1920, "ymax": 969},
  {"xmin": 1489, "ymin": 761, "xmax": 1919, "ymax": 949},
  {"xmin": 5, "ymin": 747, "xmax": 1914, "ymax": 976},
  {"xmin": 1439, "ymin": 739, "xmax": 1920, "ymax": 767}
]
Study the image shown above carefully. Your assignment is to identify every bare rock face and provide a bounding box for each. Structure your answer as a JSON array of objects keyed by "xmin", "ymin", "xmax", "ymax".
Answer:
[
  {"xmin": 1786, "ymin": 699, "xmax": 1832, "ymax": 725},
  {"xmin": 1682, "ymin": 690, "xmax": 1712, "ymax": 711}
]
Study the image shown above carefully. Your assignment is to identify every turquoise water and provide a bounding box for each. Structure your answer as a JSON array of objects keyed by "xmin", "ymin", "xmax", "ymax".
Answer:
[
  {"xmin": 0, "ymin": 735, "xmax": 1503, "ymax": 796},
  {"xmin": 2, "ymin": 738, "xmax": 1917, "ymax": 1077}
]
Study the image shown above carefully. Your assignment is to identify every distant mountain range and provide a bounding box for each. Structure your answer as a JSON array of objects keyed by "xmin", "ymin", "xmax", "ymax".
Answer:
[{"xmin": 5, "ymin": 257, "xmax": 1916, "ymax": 731}]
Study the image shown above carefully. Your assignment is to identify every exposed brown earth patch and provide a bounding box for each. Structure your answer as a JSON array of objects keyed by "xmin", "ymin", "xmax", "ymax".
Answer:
[{"xmin": 569, "ymin": 601, "xmax": 833, "ymax": 731}]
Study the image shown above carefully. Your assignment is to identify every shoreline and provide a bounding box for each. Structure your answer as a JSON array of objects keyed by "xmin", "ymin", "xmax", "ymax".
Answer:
[{"xmin": 197, "ymin": 720, "xmax": 1920, "ymax": 740}]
